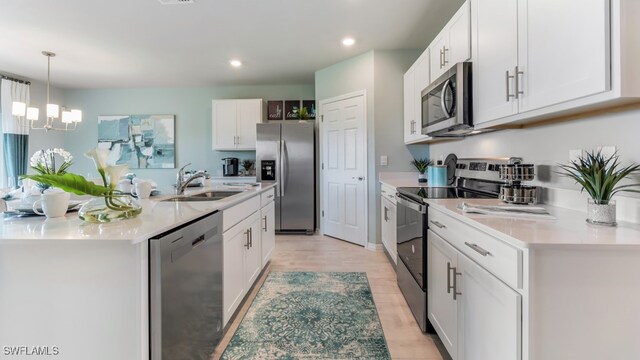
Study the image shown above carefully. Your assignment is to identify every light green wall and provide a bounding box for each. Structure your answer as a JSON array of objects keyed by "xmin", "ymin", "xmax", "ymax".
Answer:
[
  {"xmin": 63, "ymin": 84, "xmax": 314, "ymax": 186},
  {"xmin": 315, "ymin": 50, "xmax": 429, "ymax": 245}
]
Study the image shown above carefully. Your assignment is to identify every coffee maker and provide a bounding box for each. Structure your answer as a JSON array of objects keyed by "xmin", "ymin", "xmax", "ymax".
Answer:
[{"xmin": 222, "ymin": 157, "xmax": 239, "ymax": 176}]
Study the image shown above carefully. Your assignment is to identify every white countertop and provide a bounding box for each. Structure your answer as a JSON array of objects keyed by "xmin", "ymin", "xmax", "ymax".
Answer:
[
  {"xmin": 426, "ymin": 198, "xmax": 640, "ymax": 249},
  {"xmin": 0, "ymin": 184, "xmax": 275, "ymax": 244},
  {"xmin": 379, "ymin": 172, "xmax": 429, "ymax": 188}
]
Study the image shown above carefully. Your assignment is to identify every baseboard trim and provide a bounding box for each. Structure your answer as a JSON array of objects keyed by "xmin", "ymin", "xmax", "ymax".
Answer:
[{"xmin": 365, "ymin": 243, "xmax": 384, "ymax": 252}]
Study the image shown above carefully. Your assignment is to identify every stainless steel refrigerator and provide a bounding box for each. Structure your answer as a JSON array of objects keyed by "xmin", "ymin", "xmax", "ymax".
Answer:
[{"xmin": 256, "ymin": 123, "xmax": 315, "ymax": 234}]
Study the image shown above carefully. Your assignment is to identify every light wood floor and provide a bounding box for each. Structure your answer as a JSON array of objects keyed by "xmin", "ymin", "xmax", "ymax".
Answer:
[{"xmin": 213, "ymin": 234, "xmax": 447, "ymax": 360}]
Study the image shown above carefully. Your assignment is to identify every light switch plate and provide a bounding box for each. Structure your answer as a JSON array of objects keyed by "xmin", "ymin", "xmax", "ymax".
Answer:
[
  {"xmin": 569, "ymin": 149, "xmax": 583, "ymax": 162},
  {"xmin": 599, "ymin": 146, "xmax": 617, "ymax": 159},
  {"xmin": 380, "ymin": 155, "xmax": 388, "ymax": 166}
]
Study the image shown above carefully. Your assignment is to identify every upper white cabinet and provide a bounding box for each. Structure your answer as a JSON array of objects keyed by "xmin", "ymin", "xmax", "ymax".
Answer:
[
  {"xmin": 471, "ymin": 0, "xmax": 519, "ymax": 123},
  {"xmin": 516, "ymin": 0, "xmax": 609, "ymax": 113},
  {"xmin": 212, "ymin": 99, "xmax": 263, "ymax": 150},
  {"xmin": 473, "ymin": 0, "xmax": 640, "ymax": 128},
  {"xmin": 430, "ymin": 1, "xmax": 471, "ymax": 81},
  {"xmin": 404, "ymin": 50, "xmax": 432, "ymax": 144}
]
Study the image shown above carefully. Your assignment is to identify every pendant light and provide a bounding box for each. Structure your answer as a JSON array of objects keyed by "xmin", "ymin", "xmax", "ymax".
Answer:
[{"xmin": 11, "ymin": 51, "xmax": 82, "ymax": 131}]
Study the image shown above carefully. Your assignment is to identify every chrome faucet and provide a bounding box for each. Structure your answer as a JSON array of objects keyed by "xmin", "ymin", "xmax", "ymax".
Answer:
[{"xmin": 175, "ymin": 163, "xmax": 206, "ymax": 195}]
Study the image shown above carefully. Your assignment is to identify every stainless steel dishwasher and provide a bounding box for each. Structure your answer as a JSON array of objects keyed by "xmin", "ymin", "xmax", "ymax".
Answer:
[{"xmin": 150, "ymin": 211, "xmax": 223, "ymax": 360}]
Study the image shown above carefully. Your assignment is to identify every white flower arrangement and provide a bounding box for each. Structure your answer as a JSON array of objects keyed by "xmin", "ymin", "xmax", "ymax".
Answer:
[{"xmin": 30, "ymin": 148, "xmax": 74, "ymax": 175}]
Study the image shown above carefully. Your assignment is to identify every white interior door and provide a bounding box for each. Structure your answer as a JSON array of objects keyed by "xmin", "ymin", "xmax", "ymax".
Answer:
[{"xmin": 320, "ymin": 93, "xmax": 367, "ymax": 246}]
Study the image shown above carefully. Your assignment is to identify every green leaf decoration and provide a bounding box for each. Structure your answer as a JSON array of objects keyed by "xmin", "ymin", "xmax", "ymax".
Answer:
[
  {"xmin": 557, "ymin": 150, "xmax": 640, "ymax": 204},
  {"xmin": 22, "ymin": 173, "xmax": 111, "ymax": 197}
]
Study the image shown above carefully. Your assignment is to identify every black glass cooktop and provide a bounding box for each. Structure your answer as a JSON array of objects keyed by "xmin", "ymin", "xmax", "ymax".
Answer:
[{"xmin": 397, "ymin": 186, "xmax": 497, "ymax": 204}]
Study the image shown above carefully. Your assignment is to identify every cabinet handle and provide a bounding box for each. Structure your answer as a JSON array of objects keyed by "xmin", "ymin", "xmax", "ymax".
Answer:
[
  {"xmin": 384, "ymin": 207, "xmax": 389, "ymax": 222},
  {"xmin": 505, "ymin": 70, "xmax": 515, "ymax": 102},
  {"xmin": 452, "ymin": 267, "xmax": 462, "ymax": 300},
  {"xmin": 249, "ymin": 228, "xmax": 253, "ymax": 248},
  {"xmin": 447, "ymin": 262, "xmax": 454, "ymax": 294},
  {"xmin": 442, "ymin": 46, "xmax": 449, "ymax": 67},
  {"xmin": 430, "ymin": 220, "xmax": 446, "ymax": 229},
  {"xmin": 267, "ymin": 194, "xmax": 274, "ymax": 199},
  {"xmin": 515, "ymin": 66, "xmax": 524, "ymax": 99},
  {"xmin": 244, "ymin": 230, "xmax": 250, "ymax": 249},
  {"xmin": 439, "ymin": 48, "xmax": 444, "ymax": 68},
  {"xmin": 464, "ymin": 242, "xmax": 491, "ymax": 257},
  {"xmin": 263, "ymin": 216, "xmax": 267, "ymax": 232}
]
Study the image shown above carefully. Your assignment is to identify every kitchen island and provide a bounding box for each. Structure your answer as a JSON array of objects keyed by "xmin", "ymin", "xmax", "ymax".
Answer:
[{"xmin": 0, "ymin": 183, "xmax": 276, "ymax": 360}]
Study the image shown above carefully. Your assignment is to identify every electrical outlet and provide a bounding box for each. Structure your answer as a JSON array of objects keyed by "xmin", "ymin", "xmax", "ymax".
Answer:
[
  {"xmin": 380, "ymin": 155, "xmax": 388, "ymax": 166},
  {"xmin": 599, "ymin": 145, "xmax": 617, "ymax": 159},
  {"xmin": 569, "ymin": 149, "xmax": 583, "ymax": 162}
]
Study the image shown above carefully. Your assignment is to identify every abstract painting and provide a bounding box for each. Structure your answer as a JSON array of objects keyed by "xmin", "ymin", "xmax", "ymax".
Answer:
[{"xmin": 97, "ymin": 114, "xmax": 175, "ymax": 169}]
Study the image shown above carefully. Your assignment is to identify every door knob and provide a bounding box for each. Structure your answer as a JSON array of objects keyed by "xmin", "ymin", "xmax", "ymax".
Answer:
[{"xmin": 352, "ymin": 176, "xmax": 365, "ymax": 181}]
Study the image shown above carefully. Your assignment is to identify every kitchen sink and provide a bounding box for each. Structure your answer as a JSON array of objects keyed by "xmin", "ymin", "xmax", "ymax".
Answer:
[{"xmin": 163, "ymin": 190, "xmax": 244, "ymax": 202}]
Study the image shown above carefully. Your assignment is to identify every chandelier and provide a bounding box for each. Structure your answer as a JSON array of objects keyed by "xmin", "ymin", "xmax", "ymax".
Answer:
[{"xmin": 11, "ymin": 51, "xmax": 81, "ymax": 131}]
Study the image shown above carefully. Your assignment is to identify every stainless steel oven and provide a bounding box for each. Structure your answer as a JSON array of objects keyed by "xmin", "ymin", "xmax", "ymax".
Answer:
[
  {"xmin": 422, "ymin": 62, "xmax": 473, "ymax": 137},
  {"xmin": 395, "ymin": 194, "xmax": 430, "ymax": 332}
]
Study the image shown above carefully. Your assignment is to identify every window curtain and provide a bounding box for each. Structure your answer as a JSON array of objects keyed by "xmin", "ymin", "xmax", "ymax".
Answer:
[{"xmin": 0, "ymin": 79, "xmax": 30, "ymax": 188}]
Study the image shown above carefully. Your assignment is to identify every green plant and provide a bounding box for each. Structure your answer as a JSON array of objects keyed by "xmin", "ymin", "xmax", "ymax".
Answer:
[
  {"xmin": 410, "ymin": 158, "xmax": 433, "ymax": 174},
  {"xmin": 242, "ymin": 159, "xmax": 255, "ymax": 172},
  {"xmin": 557, "ymin": 150, "xmax": 640, "ymax": 205},
  {"xmin": 296, "ymin": 107, "xmax": 310, "ymax": 120},
  {"xmin": 22, "ymin": 148, "xmax": 139, "ymax": 213}
]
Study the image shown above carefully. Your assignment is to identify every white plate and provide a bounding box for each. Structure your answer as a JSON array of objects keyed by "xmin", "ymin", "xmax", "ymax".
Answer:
[{"xmin": 11, "ymin": 200, "xmax": 83, "ymax": 215}]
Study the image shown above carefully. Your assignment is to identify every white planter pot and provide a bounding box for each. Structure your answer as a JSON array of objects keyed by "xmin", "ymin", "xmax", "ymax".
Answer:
[{"xmin": 586, "ymin": 199, "xmax": 616, "ymax": 226}]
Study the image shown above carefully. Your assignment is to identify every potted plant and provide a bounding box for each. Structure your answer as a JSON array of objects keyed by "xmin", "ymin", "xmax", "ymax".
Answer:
[
  {"xmin": 411, "ymin": 158, "xmax": 432, "ymax": 183},
  {"xmin": 242, "ymin": 159, "xmax": 255, "ymax": 176},
  {"xmin": 296, "ymin": 107, "xmax": 310, "ymax": 120},
  {"xmin": 558, "ymin": 150, "xmax": 640, "ymax": 226}
]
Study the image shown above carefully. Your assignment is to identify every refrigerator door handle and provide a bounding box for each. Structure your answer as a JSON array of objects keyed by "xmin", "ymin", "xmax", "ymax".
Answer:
[
  {"xmin": 280, "ymin": 140, "xmax": 287, "ymax": 197},
  {"xmin": 275, "ymin": 140, "xmax": 282, "ymax": 197}
]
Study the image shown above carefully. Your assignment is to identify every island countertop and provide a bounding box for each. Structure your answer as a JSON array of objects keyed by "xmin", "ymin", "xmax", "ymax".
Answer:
[
  {"xmin": 0, "ymin": 183, "xmax": 276, "ymax": 243},
  {"xmin": 426, "ymin": 198, "xmax": 640, "ymax": 249}
]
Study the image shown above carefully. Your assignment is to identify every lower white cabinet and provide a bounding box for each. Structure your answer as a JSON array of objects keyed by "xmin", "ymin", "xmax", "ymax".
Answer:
[
  {"xmin": 428, "ymin": 229, "xmax": 521, "ymax": 360},
  {"xmin": 223, "ymin": 190, "xmax": 276, "ymax": 327},
  {"xmin": 260, "ymin": 201, "xmax": 276, "ymax": 265},
  {"xmin": 381, "ymin": 196, "xmax": 397, "ymax": 264},
  {"xmin": 427, "ymin": 231, "xmax": 459, "ymax": 359},
  {"xmin": 457, "ymin": 254, "xmax": 522, "ymax": 360}
]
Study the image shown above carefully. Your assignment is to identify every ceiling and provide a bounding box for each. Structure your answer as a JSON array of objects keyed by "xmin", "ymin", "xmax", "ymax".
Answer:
[{"xmin": 0, "ymin": 0, "xmax": 464, "ymax": 89}]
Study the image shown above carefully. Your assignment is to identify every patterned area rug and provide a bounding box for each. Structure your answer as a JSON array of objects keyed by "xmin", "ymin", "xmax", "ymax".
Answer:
[{"xmin": 221, "ymin": 272, "xmax": 391, "ymax": 360}]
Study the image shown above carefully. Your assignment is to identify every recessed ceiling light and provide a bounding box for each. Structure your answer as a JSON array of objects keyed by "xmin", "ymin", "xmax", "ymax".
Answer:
[
  {"xmin": 342, "ymin": 37, "xmax": 356, "ymax": 47},
  {"xmin": 229, "ymin": 59, "xmax": 242, "ymax": 68}
]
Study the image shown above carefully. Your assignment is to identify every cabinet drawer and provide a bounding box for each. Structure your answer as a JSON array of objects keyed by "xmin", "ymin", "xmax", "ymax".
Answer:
[
  {"xmin": 380, "ymin": 184, "xmax": 397, "ymax": 204},
  {"xmin": 260, "ymin": 188, "xmax": 275, "ymax": 207},
  {"xmin": 429, "ymin": 208, "xmax": 522, "ymax": 289},
  {"xmin": 223, "ymin": 195, "xmax": 260, "ymax": 232}
]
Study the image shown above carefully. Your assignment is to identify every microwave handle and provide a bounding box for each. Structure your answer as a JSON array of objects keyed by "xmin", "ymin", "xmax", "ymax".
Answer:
[{"xmin": 440, "ymin": 78, "xmax": 453, "ymax": 118}]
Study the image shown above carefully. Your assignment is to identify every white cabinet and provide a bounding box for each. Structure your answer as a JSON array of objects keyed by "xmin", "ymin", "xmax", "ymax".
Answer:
[
  {"xmin": 260, "ymin": 200, "xmax": 275, "ymax": 265},
  {"xmin": 427, "ymin": 220, "xmax": 521, "ymax": 360},
  {"xmin": 430, "ymin": 1, "xmax": 471, "ymax": 80},
  {"xmin": 457, "ymin": 254, "xmax": 522, "ymax": 360},
  {"xmin": 212, "ymin": 99, "xmax": 262, "ymax": 150},
  {"xmin": 427, "ymin": 231, "xmax": 459, "ymax": 359},
  {"xmin": 472, "ymin": 0, "xmax": 638, "ymax": 128},
  {"xmin": 516, "ymin": 0, "xmax": 609, "ymax": 113},
  {"xmin": 471, "ymin": 0, "xmax": 519, "ymax": 124},
  {"xmin": 380, "ymin": 196, "xmax": 397, "ymax": 264},
  {"xmin": 403, "ymin": 51, "xmax": 432, "ymax": 144},
  {"xmin": 222, "ymin": 190, "xmax": 272, "ymax": 327},
  {"xmin": 243, "ymin": 215, "xmax": 262, "ymax": 288}
]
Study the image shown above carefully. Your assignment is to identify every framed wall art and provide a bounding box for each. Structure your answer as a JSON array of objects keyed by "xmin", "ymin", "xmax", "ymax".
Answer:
[{"xmin": 97, "ymin": 114, "xmax": 175, "ymax": 169}]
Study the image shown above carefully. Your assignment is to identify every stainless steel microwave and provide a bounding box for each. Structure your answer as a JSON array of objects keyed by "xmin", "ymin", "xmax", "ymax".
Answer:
[{"xmin": 421, "ymin": 62, "xmax": 473, "ymax": 137}]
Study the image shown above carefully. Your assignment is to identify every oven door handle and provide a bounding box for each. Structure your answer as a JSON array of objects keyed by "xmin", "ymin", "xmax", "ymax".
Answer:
[{"xmin": 395, "ymin": 194, "xmax": 427, "ymax": 214}]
